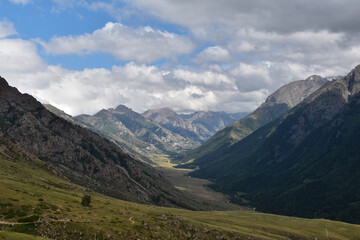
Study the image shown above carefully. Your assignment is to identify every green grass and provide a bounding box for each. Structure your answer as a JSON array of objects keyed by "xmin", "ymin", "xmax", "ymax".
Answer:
[
  {"xmin": 149, "ymin": 154, "xmax": 243, "ymax": 211},
  {"xmin": 1, "ymin": 144, "xmax": 360, "ymax": 239},
  {"xmin": 149, "ymin": 153, "xmax": 177, "ymax": 168},
  {"xmin": 0, "ymin": 231, "xmax": 51, "ymax": 240}
]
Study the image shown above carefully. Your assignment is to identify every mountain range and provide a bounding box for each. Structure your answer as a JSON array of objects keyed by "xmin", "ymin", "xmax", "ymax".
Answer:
[
  {"xmin": 180, "ymin": 75, "xmax": 329, "ymax": 167},
  {"xmin": 45, "ymin": 103, "xmax": 246, "ymax": 162},
  {"xmin": 144, "ymin": 107, "xmax": 246, "ymax": 142},
  {"xmin": 189, "ymin": 65, "xmax": 360, "ymax": 223}
]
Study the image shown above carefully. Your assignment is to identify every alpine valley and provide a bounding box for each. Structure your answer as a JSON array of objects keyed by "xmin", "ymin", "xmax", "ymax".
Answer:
[
  {"xmin": 1, "ymin": 65, "xmax": 360, "ymax": 239},
  {"xmin": 2, "ymin": 0, "xmax": 360, "ymax": 238}
]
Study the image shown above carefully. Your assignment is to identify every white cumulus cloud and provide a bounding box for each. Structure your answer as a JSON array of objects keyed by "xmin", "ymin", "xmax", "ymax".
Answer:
[
  {"xmin": 0, "ymin": 39, "xmax": 45, "ymax": 75},
  {"xmin": 194, "ymin": 46, "xmax": 232, "ymax": 63},
  {"xmin": 42, "ymin": 22, "xmax": 194, "ymax": 63}
]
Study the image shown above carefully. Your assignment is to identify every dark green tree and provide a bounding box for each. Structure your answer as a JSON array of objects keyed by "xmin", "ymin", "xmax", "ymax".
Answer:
[{"xmin": 81, "ymin": 194, "xmax": 91, "ymax": 207}]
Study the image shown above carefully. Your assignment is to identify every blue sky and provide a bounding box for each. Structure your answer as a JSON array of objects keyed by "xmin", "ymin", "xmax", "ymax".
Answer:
[
  {"xmin": 1, "ymin": 1, "xmax": 129, "ymax": 69},
  {"xmin": 1, "ymin": 0, "xmax": 360, "ymax": 115}
]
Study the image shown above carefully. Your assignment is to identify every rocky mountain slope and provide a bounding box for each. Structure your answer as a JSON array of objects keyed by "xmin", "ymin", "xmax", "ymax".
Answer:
[
  {"xmin": 75, "ymin": 105, "xmax": 200, "ymax": 159},
  {"xmin": 190, "ymin": 65, "xmax": 360, "ymax": 223},
  {"xmin": 0, "ymin": 76, "xmax": 191, "ymax": 208},
  {"xmin": 45, "ymin": 104, "xmax": 245, "ymax": 162},
  {"xmin": 180, "ymin": 75, "xmax": 328, "ymax": 167},
  {"xmin": 143, "ymin": 108, "xmax": 200, "ymax": 141},
  {"xmin": 143, "ymin": 108, "xmax": 246, "ymax": 143},
  {"xmin": 43, "ymin": 103, "xmax": 77, "ymax": 125}
]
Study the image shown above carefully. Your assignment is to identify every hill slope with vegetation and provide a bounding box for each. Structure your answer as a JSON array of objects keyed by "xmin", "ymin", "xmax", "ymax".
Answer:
[{"xmin": 1, "ymin": 136, "xmax": 359, "ymax": 239}]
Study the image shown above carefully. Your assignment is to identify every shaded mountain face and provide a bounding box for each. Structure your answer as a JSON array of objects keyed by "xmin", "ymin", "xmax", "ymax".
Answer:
[
  {"xmin": 190, "ymin": 65, "xmax": 360, "ymax": 223},
  {"xmin": 0, "ymin": 77, "xmax": 190, "ymax": 207},
  {"xmin": 75, "ymin": 105, "xmax": 200, "ymax": 159},
  {"xmin": 180, "ymin": 75, "xmax": 328, "ymax": 167},
  {"xmin": 143, "ymin": 108, "xmax": 246, "ymax": 143}
]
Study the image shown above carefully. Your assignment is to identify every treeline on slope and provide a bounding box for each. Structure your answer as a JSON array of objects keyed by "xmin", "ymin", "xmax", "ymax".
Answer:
[{"xmin": 189, "ymin": 65, "xmax": 360, "ymax": 224}]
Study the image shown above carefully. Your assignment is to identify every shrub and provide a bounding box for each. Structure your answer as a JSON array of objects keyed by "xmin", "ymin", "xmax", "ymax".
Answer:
[{"xmin": 81, "ymin": 195, "xmax": 91, "ymax": 207}]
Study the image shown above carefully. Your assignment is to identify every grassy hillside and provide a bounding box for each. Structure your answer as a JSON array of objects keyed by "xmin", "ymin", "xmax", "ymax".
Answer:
[
  {"xmin": 0, "ymin": 231, "xmax": 50, "ymax": 240},
  {"xmin": 1, "ymin": 138, "xmax": 360, "ymax": 239}
]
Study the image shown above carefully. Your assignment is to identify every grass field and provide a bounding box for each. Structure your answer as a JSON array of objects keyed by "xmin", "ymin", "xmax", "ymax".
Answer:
[
  {"xmin": 0, "ymin": 231, "xmax": 51, "ymax": 240},
  {"xmin": 1, "ymin": 143, "xmax": 360, "ymax": 239},
  {"xmin": 150, "ymin": 153, "xmax": 242, "ymax": 210}
]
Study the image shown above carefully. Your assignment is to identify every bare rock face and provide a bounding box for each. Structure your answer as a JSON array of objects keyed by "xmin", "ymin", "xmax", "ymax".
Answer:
[
  {"xmin": 143, "ymin": 107, "xmax": 189, "ymax": 129},
  {"xmin": 266, "ymin": 75, "xmax": 328, "ymax": 108},
  {"xmin": 0, "ymin": 76, "xmax": 188, "ymax": 207},
  {"xmin": 143, "ymin": 108, "xmax": 244, "ymax": 142},
  {"xmin": 75, "ymin": 105, "xmax": 200, "ymax": 158}
]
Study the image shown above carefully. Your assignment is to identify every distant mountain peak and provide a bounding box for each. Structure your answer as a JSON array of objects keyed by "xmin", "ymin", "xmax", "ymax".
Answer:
[
  {"xmin": 354, "ymin": 63, "xmax": 360, "ymax": 72},
  {"xmin": 265, "ymin": 75, "xmax": 328, "ymax": 108},
  {"xmin": 143, "ymin": 107, "xmax": 181, "ymax": 121},
  {"xmin": 305, "ymin": 75, "xmax": 324, "ymax": 81},
  {"xmin": 346, "ymin": 64, "xmax": 360, "ymax": 96},
  {"xmin": 115, "ymin": 104, "xmax": 133, "ymax": 112},
  {"xmin": 144, "ymin": 107, "xmax": 177, "ymax": 115}
]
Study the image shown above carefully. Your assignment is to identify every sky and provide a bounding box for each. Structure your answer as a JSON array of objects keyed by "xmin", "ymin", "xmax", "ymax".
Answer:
[{"xmin": 1, "ymin": 0, "xmax": 360, "ymax": 115}]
